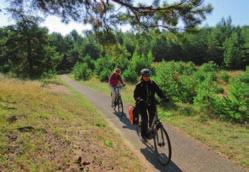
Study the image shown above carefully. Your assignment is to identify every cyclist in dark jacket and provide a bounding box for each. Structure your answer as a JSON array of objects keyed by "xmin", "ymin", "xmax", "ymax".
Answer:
[{"xmin": 134, "ymin": 68, "xmax": 169, "ymax": 141}]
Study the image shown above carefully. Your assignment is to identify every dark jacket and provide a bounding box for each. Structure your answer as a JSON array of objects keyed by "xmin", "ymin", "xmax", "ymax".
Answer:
[{"xmin": 134, "ymin": 80, "xmax": 168, "ymax": 105}]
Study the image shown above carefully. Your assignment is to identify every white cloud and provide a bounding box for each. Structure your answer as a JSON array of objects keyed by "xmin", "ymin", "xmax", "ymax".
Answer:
[
  {"xmin": 0, "ymin": 14, "xmax": 15, "ymax": 27},
  {"xmin": 40, "ymin": 16, "xmax": 92, "ymax": 36}
]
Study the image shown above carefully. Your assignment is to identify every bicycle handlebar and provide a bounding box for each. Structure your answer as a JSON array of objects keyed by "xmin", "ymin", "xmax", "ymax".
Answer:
[
  {"xmin": 136, "ymin": 98, "xmax": 169, "ymax": 105},
  {"xmin": 114, "ymin": 84, "xmax": 125, "ymax": 89}
]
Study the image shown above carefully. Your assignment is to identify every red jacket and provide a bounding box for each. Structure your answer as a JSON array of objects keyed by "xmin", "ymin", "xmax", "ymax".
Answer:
[{"xmin": 109, "ymin": 72, "xmax": 123, "ymax": 87}]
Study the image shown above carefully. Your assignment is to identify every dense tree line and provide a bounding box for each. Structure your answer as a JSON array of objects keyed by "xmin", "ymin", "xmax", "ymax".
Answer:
[
  {"xmin": 0, "ymin": 13, "xmax": 62, "ymax": 78},
  {"xmin": 0, "ymin": 16, "xmax": 249, "ymax": 79},
  {"xmin": 113, "ymin": 18, "xmax": 249, "ymax": 69}
]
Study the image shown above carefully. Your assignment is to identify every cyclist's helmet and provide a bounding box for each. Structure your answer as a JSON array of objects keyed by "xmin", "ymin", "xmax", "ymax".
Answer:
[
  {"xmin": 140, "ymin": 68, "xmax": 151, "ymax": 77},
  {"xmin": 115, "ymin": 68, "xmax": 121, "ymax": 73}
]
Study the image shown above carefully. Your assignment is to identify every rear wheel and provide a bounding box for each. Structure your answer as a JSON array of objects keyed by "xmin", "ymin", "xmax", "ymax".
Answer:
[
  {"xmin": 111, "ymin": 92, "xmax": 115, "ymax": 110},
  {"xmin": 136, "ymin": 123, "xmax": 143, "ymax": 141},
  {"xmin": 117, "ymin": 96, "xmax": 124, "ymax": 114},
  {"xmin": 153, "ymin": 125, "xmax": 172, "ymax": 166}
]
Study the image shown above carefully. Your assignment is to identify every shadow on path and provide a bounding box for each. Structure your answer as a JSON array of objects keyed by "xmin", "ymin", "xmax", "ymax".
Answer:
[
  {"xmin": 115, "ymin": 111, "xmax": 182, "ymax": 172},
  {"xmin": 140, "ymin": 141, "xmax": 182, "ymax": 172},
  {"xmin": 113, "ymin": 111, "xmax": 136, "ymax": 131}
]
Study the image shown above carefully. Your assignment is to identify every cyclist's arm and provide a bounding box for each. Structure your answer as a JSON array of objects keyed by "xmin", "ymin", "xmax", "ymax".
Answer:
[
  {"xmin": 118, "ymin": 74, "xmax": 124, "ymax": 85},
  {"xmin": 154, "ymin": 82, "xmax": 169, "ymax": 102},
  {"xmin": 134, "ymin": 85, "xmax": 142, "ymax": 102},
  {"xmin": 133, "ymin": 85, "xmax": 144, "ymax": 102}
]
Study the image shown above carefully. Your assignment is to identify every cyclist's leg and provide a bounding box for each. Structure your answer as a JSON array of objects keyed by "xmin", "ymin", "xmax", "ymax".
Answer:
[
  {"xmin": 146, "ymin": 105, "xmax": 156, "ymax": 139},
  {"xmin": 138, "ymin": 102, "xmax": 149, "ymax": 139},
  {"xmin": 148, "ymin": 105, "xmax": 157, "ymax": 127},
  {"xmin": 110, "ymin": 86, "xmax": 116, "ymax": 106},
  {"xmin": 114, "ymin": 87, "xmax": 119, "ymax": 98}
]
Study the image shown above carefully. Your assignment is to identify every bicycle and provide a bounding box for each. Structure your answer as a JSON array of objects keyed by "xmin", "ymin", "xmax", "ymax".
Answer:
[
  {"xmin": 135, "ymin": 101, "xmax": 172, "ymax": 166},
  {"xmin": 111, "ymin": 85, "xmax": 124, "ymax": 114}
]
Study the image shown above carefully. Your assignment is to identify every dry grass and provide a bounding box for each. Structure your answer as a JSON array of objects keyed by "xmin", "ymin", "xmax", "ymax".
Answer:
[{"xmin": 0, "ymin": 76, "xmax": 145, "ymax": 172}]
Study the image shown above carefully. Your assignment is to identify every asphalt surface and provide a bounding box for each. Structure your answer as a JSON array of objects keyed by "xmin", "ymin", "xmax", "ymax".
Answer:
[{"xmin": 61, "ymin": 75, "xmax": 246, "ymax": 172}]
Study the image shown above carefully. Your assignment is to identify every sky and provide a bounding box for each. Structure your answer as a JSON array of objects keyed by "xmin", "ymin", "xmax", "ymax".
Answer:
[{"xmin": 0, "ymin": 0, "xmax": 249, "ymax": 36}]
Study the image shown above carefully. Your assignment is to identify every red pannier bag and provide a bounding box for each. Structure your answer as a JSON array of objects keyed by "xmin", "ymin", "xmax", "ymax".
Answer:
[
  {"xmin": 128, "ymin": 105, "xmax": 134, "ymax": 125},
  {"xmin": 128, "ymin": 105, "xmax": 139, "ymax": 125}
]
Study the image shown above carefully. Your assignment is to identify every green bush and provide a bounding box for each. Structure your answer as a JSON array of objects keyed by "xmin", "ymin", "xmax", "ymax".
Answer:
[
  {"xmin": 73, "ymin": 62, "xmax": 92, "ymax": 80},
  {"xmin": 154, "ymin": 62, "xmax": 179, "ymax": 101},
  {"xmin": 199, "ymin": 61, "xmax": 218, "ymax": 72},
  {"xmin": 81, "ymin": 55, "xmax": 95, "ymax": 70},
  {"xmin": 174, "ymin": 61, "xmax": 196, "ymax": 75},
  {"xmin": 95, "ymin": 56, "xmax": 114, "ymax": 76},
  {"xmin": 178, "ymin": 75, "xmax": 197, "ymax": 103},
  {"xmin": 41, "ymin": 70, "xmax": 57, "ymax": 79},
  {"xmin": 99, "ymin": 69, "xmax": 112, "ymax": 82},
  {"xmin": 194, "ymin": 69, "xmax": 217, "ymax": 82},
  {"xmin": 154, "ymin": 61, "xmax": 197, "ymax": 103},
  {"xmin": 0, "ymin": 64, "xmax": 10, "ymax": 73},
  {"xmin": 194, "ymin": 62, "xmax": 218, "ymax": 82},
  {"xmin": 40, "ymin": 70, "xmax": 57, "ymax": 86},
  {"xmin": 220, "ymin": 71, "xmax": 230, "ymax": 83},
  {"xmin": 225, "ymin": 70, "xmax": 249, "ymax": 122},
  {"xmin": 239, "ymin": 66, "xmax": 249, "ymax": 83},
  {"xmin": 194, "ymin": 78, "xmax": 217, "ymax": 108},
  {"xmin": 113, "ymin": 56, "xmax": 130, "ymax": 71},
  {"xmin": 213, "ymin": 68, "xmax": 249, "ymax": 122},
  {"xmin": 130, "ymin": 52, "xmax": 153, "ymax": 74},
  {"xmin": 214, "ymin": 85, "xmax": 224, "ymax": 94},
  {"xmin": 123, "ymin": 66, "xmax": 138, "ymax": 83}
]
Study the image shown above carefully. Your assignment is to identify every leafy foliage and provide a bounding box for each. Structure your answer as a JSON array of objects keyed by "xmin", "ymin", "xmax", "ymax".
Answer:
[
  {"xmin": 123, "ymin": 66, "xmax": 137, "ymax": 83},
  {"xmin": 213, "ymin": 68, "xmax": 249, "ymax": 122},
  {"xmin": 94, "ymin": 56, "xmax": 113, "ymax": 82},
  {"xmin": 0, "ymin": 13, "xmax": 62, "ymax": 78},
  {"xmin": 7, "ymin": 0, "xmax": 213, "ymax": 30},
  {"xmin": 220, "ymin": 71, "xmax": 230, "ymax": 83},
  {"xmin": 154, "ymin": 61, "xmax": 197, "ymax": 103},
  {"xmin": 73, "ymin": 62, "xmax": 92, "ymax": 80}
]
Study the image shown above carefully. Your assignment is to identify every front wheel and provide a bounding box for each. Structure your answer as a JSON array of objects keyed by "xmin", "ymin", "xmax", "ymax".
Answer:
[
  {"xmin": 117, "ymin": 96, "xmax": 124, "ymax": 114},
  {"xmin": 153, "ymin": 125, "xmax": 172, "ymax": 166},
  {"xmin": 136, "ymin": 123, "xmax": 144, "ymax": 142}
]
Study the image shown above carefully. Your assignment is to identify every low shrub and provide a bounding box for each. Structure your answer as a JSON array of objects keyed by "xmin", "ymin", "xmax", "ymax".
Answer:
[
  {"xmin": 154, "ymin": 61, "xmax": 197, "ymax": 103},
  {"xmin": 99, "ymin": 69, "xmax": 112, "ymax": 82},
  {"xmin": 220, "ymin": 71, "xmax": 230, "ymax": 83},
  {"xmin": 213, "ymin": 67, "xmax": 249, "ymax": 122},
  {"xmin": 73, "ymin": 62, "xmax": 92, "ymax": 80},
  {"xmin": 123, "ymin": 66, "xmax": 138, "ymax": 83}
]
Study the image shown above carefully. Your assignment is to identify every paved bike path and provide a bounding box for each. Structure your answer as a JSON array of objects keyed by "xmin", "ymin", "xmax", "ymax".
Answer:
[{"xmin": 61, "ymin": 75, "xmax": 246, "ymax": 172}]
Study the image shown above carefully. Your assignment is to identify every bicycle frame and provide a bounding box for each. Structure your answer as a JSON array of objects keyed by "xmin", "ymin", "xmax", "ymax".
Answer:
[
  {"xmin": 111, "ymin": 85, "xmax": 124, "ymax": 114},
  {"xmin": 113, "ymin": 86, "xmax": 121, "ymax": 98},
  {"xmin": 146, "ymin": 107, "xmax": 162, "ymax": 138},
  {"xmin": 135, "ymin": 102, "xmax": 172, "ymax": 166}
]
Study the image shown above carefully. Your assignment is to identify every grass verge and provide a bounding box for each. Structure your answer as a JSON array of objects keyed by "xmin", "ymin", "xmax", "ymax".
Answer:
[{"xmin": 0, "ymin": 75, "xmax": 145, "ymax": 172}]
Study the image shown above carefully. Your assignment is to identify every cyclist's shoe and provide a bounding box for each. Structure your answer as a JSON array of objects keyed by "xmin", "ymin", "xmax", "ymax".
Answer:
[
  {"xmin": 141, "ymin": 137, "xmax": 147, "ymax": 143},
  {"xmin": 147, "ymin": 131, "xmax": 154, "ymax": 140},
  {"xmin": 141, "ymin": 135, "xmax": 148, "ymax": 143}
]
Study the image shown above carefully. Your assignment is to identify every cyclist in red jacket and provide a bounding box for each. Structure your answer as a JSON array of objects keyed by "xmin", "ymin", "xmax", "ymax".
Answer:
[{"xmin": 109, "ymin": 68, "xmax": 125, "ymax": 107}]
